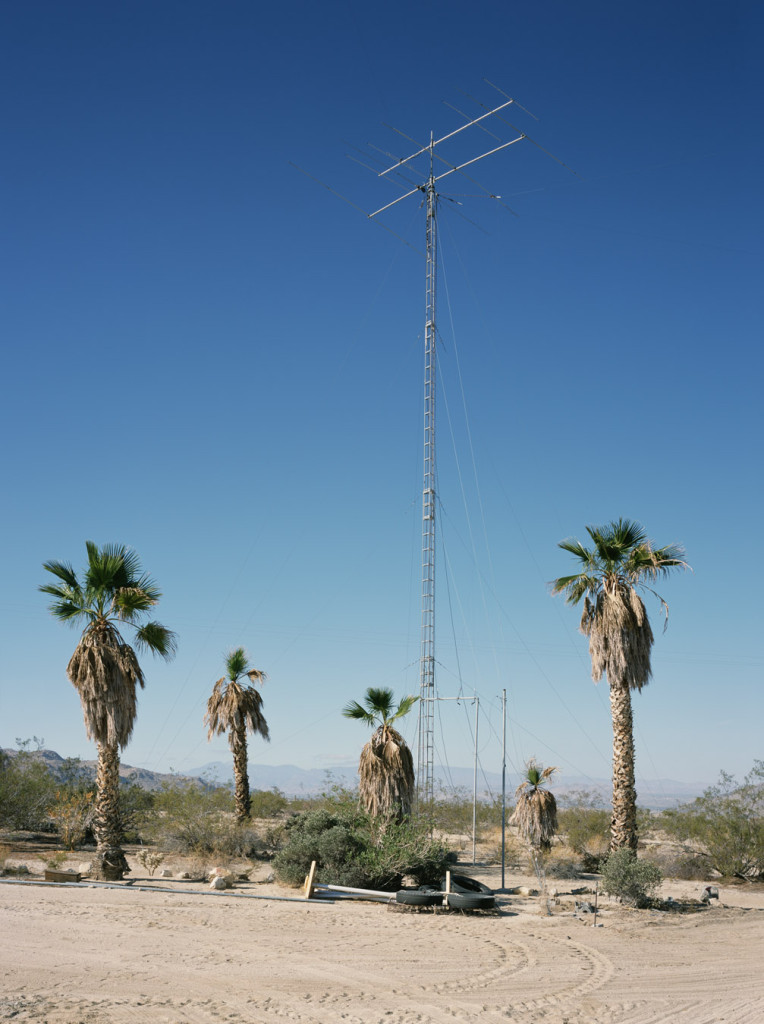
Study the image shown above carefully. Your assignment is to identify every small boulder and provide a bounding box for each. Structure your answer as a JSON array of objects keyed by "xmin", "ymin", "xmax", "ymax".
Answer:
[
  {"xmin": 176, "ymin": 871, "xmax": 191, "ymax": 879},
  {"xmin": 159, "ymin": 869, "xmax": 173, "ymax": 878},
  {"xmin": 210, "ymin": 875, "xmax": 228, "ymax": 890}
]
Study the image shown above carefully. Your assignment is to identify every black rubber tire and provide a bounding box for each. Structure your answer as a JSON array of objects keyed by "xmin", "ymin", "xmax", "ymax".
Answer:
[
  {"xmin": 396, "ymin": 888, "xmax": 441, "ymax": 906},
  {"xmin": 445, "ymin": 891, "xmax": 495, "ymax": 910},
  {"xmin": 442, "ymin": 874, "xmax": 495, "ymax": 896}
]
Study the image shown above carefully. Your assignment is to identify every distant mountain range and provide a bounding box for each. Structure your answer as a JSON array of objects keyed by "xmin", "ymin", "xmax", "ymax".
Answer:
[
  {"xmin": 2, "ymin": 747, "xmax": 205, "ymax": 792},
  {"xmin": 3, "ymin": 748, "xmax": 707, "ymax": 809},
  {"xmin": 189, "ymin": 761, "xmax": 706, "ymax": 810}
]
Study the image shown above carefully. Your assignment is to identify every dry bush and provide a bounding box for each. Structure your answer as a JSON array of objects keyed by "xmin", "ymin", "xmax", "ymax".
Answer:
[
  {"xmin": 643, "ymin": 849, "xmax": 711, "ymax": 881},
  {"xmin": 136, "ymin": 848, "xmax": 165, "ymax": 876},
  {"xmin": 544, "ymin": 852, "xmax": 584, "ymax": 879},
  {"xmin": 48, "ymin": 790, "xmax": 95, "ymax": 849}
]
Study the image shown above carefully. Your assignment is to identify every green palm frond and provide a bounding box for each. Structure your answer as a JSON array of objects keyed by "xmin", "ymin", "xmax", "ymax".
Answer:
[
  {"xmin": 226, "ymin": 647, "xmax": 250, "ymax": 681},
  {"xmin": 113, "ymin": 587, "xmax": 159, "ymax": 620},
  {"xmin": 557, "ymin": 539, "xmax": 594, "ymax": 565},
  {"xmin": 549, "ymin": 573, "xmax": 598, "ymax": 604},
  {"xmin": 365, "ymin": 686, "xmax": 396, "ymax": 718},
  {"xmin": 40, "ymin": 560, "xmax": 80, "ymax": 590},
  {"xmin": 84, "ymin": 541, "xmax": 126, "ymax": 591},
  {"xmin": 391, "ymin": 694, "xmax": 419, "ymax": 721},
  {"xmin": 342, "ymin": 700, "xmax": 376, "ymax": 724},
  {"xmin": 134, "ymin": 621, "xmax": 178, "ymax": 659},
  {"xmin": 587, "ymin": 518, "xmax": 646, "ymax": 560},
  {"xmin": 343, "ymin": 687, "xmax": 418, "ymax": 729}
]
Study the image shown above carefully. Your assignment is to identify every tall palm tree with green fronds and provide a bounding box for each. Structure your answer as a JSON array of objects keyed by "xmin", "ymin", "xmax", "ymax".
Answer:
[
  {"xmin": 551, "ymin": 518, "xmax": 688, "ymax": 851},
  {"xmin": 40, "ymin": 542, "xmax": 177, "ymax": 879},
  {"xmin": 343, "ymin": 687, "xmax": 419, "ymax": 822},
  {"xmin": 205, "ymin": 648, "xmax": 269, "ymax": 823}
]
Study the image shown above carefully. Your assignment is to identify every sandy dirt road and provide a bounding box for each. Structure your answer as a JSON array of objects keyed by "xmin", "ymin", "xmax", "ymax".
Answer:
[{"xmin": 1, "ymin": 874, "xmax": 763, "ymax": 1024}]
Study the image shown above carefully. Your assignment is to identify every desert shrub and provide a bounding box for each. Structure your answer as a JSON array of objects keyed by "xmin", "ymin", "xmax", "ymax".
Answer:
[
  {"xmin": 0, "ymin": 742, "xmax": 58, "ymax": 831},
  {"xmin": 486, "ymin": 833, "xmax": 522, "ymax": 868},
  {"xmin": 287, "ymin": 774, "xmax": 359, "ymax": 814},
  {"xmin": 427, "ymin": 788, "xmax": 503, "ymax": 838},
  {"xmin": 140, "ymin": 777, "xmax": 263, "ymax": 856},
  {"xmin": 136, "ymin": 848, "xmax": 165, "ymax": 876},
  {"xmin": 249, "ymin": 788, "xmax": 289, "ymax": 819},
  {"xmin": 544, "ymin": 854, "xmax": 583, "ymax": 879},
  {"xmin": 44, "ymin": 850, "xmax": 68, "ymax": 871},
  {"xmin": 659, "ymin": 762, "xmax": 764, "ymax": 880},
  {"xmin": 272, "ymin": 807, "xmax": 451, "ymax": 890},
  {"xmin": 48, "ymin": 790, "xmax": 95, "ymax": 849},
  {"xmin": 644, "ymin": 849, "xmax": 710, "ymax": 881},
  {"xmin": 558, "ymin": 805, "xmax": 610, "ymax": 871},
  {"xmin": 600, "ymin": 849, "xmax": 662, "ymax": 907},
  {"xmin": 636, "ymin": 806, "xmax": 654, "ymax": 836},
  {"xmin": 118, "ymin": 778, "xmax": 156, "ymax": 842}
]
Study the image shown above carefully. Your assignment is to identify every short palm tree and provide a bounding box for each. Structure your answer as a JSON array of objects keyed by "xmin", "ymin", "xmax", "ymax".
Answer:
[
  {"xmin": 205, "ymin": 648, "xmax": 269, "ymax": 823},
  {"xmin": 40, "ymin": 542, "xmax": 177, "ymax": 880},
  {"xmin": 510, "ymin": 758, "xmax": 559, "ymax": 854},
  {"xmin": 342, "ymin": 687, "xmax": 418, "ymax": 822},
  {"xmin": 551, "ymin": 518, "xmax": 688, "ymax": 851}
]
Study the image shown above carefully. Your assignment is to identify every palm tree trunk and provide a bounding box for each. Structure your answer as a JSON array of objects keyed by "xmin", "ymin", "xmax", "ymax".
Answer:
[
  {"xmin": 609, "ymin": 679, "xmax": 638, "ymax": 851},
  {"xmin": 231, "ymin": 725, "xmax": 251, "ymax": 823},
  {"xmin": 91, "ymin": 740, "xmax": 130, "ymax": 880}
]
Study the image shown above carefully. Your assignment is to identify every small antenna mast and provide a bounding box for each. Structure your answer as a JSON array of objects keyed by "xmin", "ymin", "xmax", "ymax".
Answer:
[{"xmin": 368, "ymin": 95, "xmax": 527, "ymax": 814}]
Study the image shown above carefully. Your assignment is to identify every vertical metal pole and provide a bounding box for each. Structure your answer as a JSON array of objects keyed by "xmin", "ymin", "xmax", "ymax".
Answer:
[
  {"xmin": 472, "ymin": 697, "xmax": 479, "ymax": 865},
  {"xmin": 417, "ymin": 136, "xmax": 437, "ymax": 814},
  {"xmin": 501, "ymin": 688, "xmax": 507, "ymax": 890}
]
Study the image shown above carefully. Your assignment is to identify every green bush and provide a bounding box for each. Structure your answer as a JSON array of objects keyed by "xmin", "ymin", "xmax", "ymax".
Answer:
[
  {"xmin": 0, "ymin": 742, "xmax": 59, "ymax": 832},
  {"xmin": 558, "ymin": 805, "xmax": 610, "ymax": 871},
  {"xmin": 272, "ymin": 807, "xmax": 451, "ymax": 891},
  {"xmin": 249, "ymin": 788, "xmax": 289, "ymax": 819},
  {"xmin": 600, "ymin": 848, "xmax": 662, "ymax": 907},
  {"xmin": 660, "ymin": 762, "xmax": 764, "ymax": 880},
  {"xmin": 118, "ymin": 778, "xmax": 156, "ymax": 843}
]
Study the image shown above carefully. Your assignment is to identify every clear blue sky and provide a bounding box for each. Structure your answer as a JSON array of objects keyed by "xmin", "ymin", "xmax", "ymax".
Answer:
[{"xmin": 1, "ymin": 1, "xmax": 761, "ymax": 796}]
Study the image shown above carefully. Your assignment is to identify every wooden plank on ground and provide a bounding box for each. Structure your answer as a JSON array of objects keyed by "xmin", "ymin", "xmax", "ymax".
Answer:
[{"xmin": 304, "ymin": 860, "xmax": 318, "ymax": 899}]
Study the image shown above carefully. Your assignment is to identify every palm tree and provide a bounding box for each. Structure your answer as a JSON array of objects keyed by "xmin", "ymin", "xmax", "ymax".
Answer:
[
  {"xmin": 205, "ymin": 648, "xmax": 269, "ymax": 823},
  {"xmin": 510, "ymin": 758, "xmax": 559, "ymax": 854},
  {"xmin": 342, "ymin": 687, "xmax": 418, "ymax": 822},
  {"xmin": 551, "ymin": 518, "xmax": 688, "ymax": 851},
  {"xmin": 40, "ymin": 542, "xmax": 177, "ymax": 880}
]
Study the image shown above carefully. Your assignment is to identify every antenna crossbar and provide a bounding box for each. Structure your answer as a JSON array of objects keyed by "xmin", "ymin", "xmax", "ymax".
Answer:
[
  {"xmin": 369, "ymin": 134, "xmax": 524, "ymax": 219},
  {"xmin": 377, "ymin": 98, "xmax": 517, "ymax": 178}
]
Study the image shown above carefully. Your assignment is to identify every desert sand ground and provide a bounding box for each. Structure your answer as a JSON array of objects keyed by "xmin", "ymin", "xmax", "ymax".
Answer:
[{"xmin": 1, "ymin": 852, "xmax": 763, "ymax": 1024}]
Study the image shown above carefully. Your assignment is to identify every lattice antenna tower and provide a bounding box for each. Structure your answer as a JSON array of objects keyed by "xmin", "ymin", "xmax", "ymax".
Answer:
[{"xmin": 367, "ymin": 91, "xmax": 532, "ymax": 812}]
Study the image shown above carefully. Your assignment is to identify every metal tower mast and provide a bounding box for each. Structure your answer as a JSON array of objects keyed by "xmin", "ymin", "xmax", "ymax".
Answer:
[
  {"xmin": 418, "ymin": 135, "xmax": 438, "ymax": 811},
  {"xmin": 367, "ymin": 91, "xmax": 534, "ymax": 811}
]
